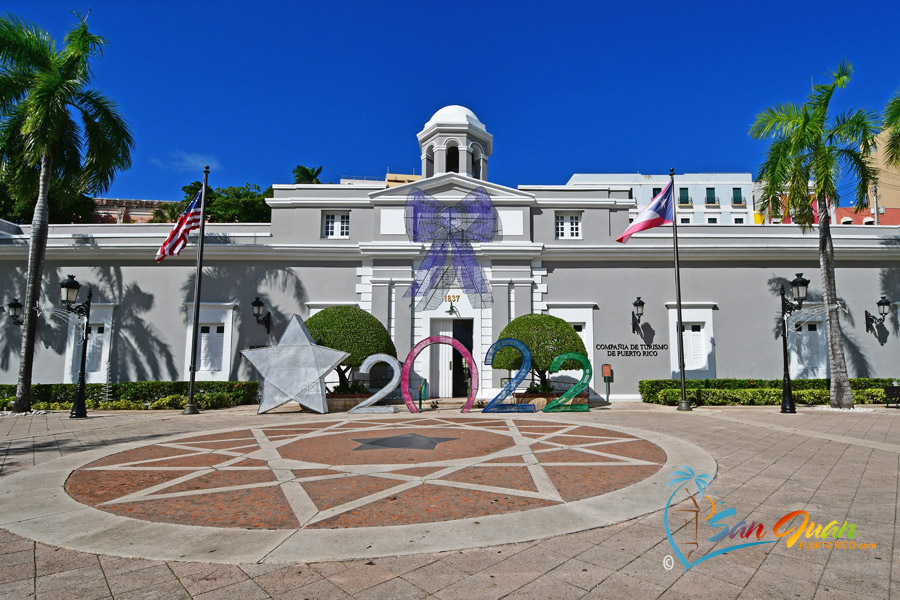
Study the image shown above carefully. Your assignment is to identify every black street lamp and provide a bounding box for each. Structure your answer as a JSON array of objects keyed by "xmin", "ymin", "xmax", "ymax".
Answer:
[
  {"xmin": 865, "ymin": 296, "xmax": 891, "ymax": 334},
  {"xmin": 780, "ymin": 273, "xmax": 809, "ymax": 414},
  {"xmin": 6, "ymin": 299, "xmax": 24, "ymax": 326},
  {"xmin": 250, "ymin": 297, "xmax": 271, "ymax": 334},
  {"xmin": 60, "ymin": 274, "xmax": 92, "ymax": 419},
  {"xmin": 631, "ymin": 297, "xmax": 645, "ymax": 334}
]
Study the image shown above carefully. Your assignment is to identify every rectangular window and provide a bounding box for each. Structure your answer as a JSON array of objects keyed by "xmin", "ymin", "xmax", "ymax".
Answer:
[
  {"xmin": 732, "ymin": 188, "xmax": 743, "ymax": 203},
  {"xmin": 790, "ymin": 319, "xmax": 827, "ymax": 378},
  {"xmin": 652, "ymin": 187, "xmax": 662, "ymax": 198},
  {"xmin": 734, "ymin": 217, "xmax": 744, "ymax": 224},
  {"xmin": 554, "ymin": 212, "xmax": 582, "ymax": 239},
  {"xmin": 706, "ymin": 188, "xmax": 717, "ymax": 204},
  {"xmin": 707, "ymin": 217, "xmax": 718, "ymax": 224},
  {"xmin": 199, "ymin": 323, "xmax": 225, "ymax": 371},
  {"xmin": 680, "ymin": 324, "xmax": 706, "ymax": 370},
  {"xmin": 680, "ymin": 217, "xmax": 690, "ymax": 224},
  {"xmin": 322, "ymin": 212, "xmax": 350, "ymax": 238},
  {"xmin": 679, "ymin": 188, "xmax": 689, "ymax": 203}
]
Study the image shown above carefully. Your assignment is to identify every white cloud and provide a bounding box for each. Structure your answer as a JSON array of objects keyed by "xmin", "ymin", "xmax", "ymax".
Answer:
[{"xmin": 150, "ymin": 150, "xmax": 222, "ymax": 173}]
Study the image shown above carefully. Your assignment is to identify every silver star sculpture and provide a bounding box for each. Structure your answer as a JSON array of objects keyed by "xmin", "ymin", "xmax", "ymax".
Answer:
[{"xmin": 241, "ymin": 315, "xmax": 349, "ymax": 414}]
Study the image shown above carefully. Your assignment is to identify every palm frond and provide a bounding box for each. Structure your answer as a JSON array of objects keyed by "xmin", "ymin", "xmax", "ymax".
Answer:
[
  {"xmin": 806, "ymin": 61, "xmax": 852, "ymax": 120},
  {"xmin": 60, "ymin": 13, "xmax": 106, "ymax": 84},
  {"xmin": 830, "ymin": 109, "xmax": 879, "ymax": 152},
  {"xmin": 749, "ymin": 104, "xmax": 801, "ymax": 139},
  {"xmin": 883, "ymin": 89, "xmax": 900, "ymax": 168},
  {"xmin": 834, "ymin": 147, "xmax": 877, "ymax": 211},
  {"xmin": 0, "ymin": 65, "xmax": 35, "ymax": 116},
  {"xmin": 0, "ymin": 15, "xmax": 55, "ymax": 71},
  {"xmin": 74, "ymin": 89, "xmax": 134, "ymax": 194}
]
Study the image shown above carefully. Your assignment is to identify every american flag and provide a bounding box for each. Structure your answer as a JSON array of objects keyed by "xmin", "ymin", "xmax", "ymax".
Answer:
[{"xmin": 155, "ymin": 190, "xmax": 203, "ymax": 262}]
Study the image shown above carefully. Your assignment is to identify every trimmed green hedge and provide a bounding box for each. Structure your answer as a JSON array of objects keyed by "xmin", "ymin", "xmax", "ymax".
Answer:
[
  {"xmin": 639, "ymin": 378, "xmax": 898, "ymax": 404},
  {"xmin": 0, "ymin": 381, "xmax": 259, "ymax": 411},
  {"xmin": 654, "ymin": 387, "xmax": 886, "ymax": 407}
]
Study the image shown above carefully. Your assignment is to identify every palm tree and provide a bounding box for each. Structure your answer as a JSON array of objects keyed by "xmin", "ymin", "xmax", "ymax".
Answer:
[
  {"xmin": 292, "ymin": 165, "xmax": 322, "ymax": 184},
  {"xmin": 0, "ymin": 14, "xmax": 134, "ymax": 411},
  {"xmin": 884, "ymin": 89, "xmax": 900, "ymax": 168},
  {"xmin": 750, "ymin": 61, "xmax": 878, "ymax": 409}
]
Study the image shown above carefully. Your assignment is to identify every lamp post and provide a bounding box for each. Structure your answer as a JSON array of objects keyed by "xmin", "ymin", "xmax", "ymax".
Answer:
[
  {"xmin": 780, "ymin": 273, "xmax": 809, "ymax": 414},
  {"xmin": 60, "ymin": 274, "xmax": 92, "ymax": 419},
  {"xmin": 6, "ymin": 299, "xmax": 24, "ymax": 326},
  {"xmin": 631, "ymin": 297, "xmax": 645, "ymax": 334},
  {"xmin": 865, "ymin": 296, "xmax": 891, "ymax": 334},
  {"xmin": 250, "ymin": 297, "xmax": 271, "ymax": 334}
]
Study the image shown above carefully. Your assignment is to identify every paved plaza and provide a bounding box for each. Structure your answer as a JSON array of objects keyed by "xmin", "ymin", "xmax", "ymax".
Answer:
[{"xmin": 0, "ymin": 402, "xmax": 897, "ymax": 599}]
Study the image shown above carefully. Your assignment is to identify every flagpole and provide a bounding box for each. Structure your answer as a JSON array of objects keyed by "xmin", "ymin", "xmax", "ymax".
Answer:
[
  {"xmin": 183, "ymin": 166, "xmax": 209, "ymax": 416},
  {"xmin": 671, "ymin": 168, "xmax": 691, "ymax": 411}
]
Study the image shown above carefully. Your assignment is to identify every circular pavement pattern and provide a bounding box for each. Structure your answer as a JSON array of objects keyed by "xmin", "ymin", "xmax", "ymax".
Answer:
[{"xmin": 0, "ymin": 415, "xmax": 716, "ymax": 563}]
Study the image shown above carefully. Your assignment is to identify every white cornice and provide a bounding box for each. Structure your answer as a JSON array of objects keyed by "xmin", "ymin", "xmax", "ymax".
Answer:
[{"xmin": 664, "ymin": 302, "xmax": 719, "ymax": 310}]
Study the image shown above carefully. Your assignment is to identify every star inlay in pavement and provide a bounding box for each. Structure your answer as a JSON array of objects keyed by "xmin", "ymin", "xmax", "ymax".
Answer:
[{"xmin": 351, "ymin": 433, "xmax": 457, "ymax": 451}]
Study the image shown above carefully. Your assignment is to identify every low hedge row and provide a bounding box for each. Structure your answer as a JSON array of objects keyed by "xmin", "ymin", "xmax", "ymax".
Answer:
[
  {"xmin": 0, "ymin": 381, "xmax": 259, "ymax": 411},
  {"xmin": 655, "ymin": 387, "xmax": 886, "ymax": 407},
  {"xmin": 639, "ymin": 378, "xmax": 897, "ymax": 404}
]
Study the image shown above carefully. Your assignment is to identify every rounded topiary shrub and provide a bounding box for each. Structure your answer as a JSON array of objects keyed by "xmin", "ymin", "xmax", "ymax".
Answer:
[
  {"xmin": 305, "ymin": 306, "xmax": 397, "ymax": 388},
  {"xmin": 492, "ymin": 313, "xmax": 587, "ymax": 388}
]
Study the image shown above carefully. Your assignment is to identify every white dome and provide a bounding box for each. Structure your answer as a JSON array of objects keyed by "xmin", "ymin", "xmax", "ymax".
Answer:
[{"xmin": 423, "ymin": 105, "xmax": 485, "ymax": 130}]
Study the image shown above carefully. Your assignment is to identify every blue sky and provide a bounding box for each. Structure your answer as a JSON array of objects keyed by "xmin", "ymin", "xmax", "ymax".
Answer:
[{"xmin": 6, "ymin": 0, "xmax": 900, "ymax": 201}]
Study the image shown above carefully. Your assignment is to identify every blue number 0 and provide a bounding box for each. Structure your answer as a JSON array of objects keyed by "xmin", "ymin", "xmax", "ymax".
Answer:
[{"xmin": 482, "ymin": 338, "xmax": 536, "ymax": 413}]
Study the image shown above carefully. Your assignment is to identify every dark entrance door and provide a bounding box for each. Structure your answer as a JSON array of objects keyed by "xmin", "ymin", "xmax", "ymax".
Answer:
[{"xmin": 452, "ymin": 319, "xmax": 474, "ymax": 397}]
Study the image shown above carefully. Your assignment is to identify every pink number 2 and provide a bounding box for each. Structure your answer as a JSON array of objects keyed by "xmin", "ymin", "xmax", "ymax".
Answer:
[{"xmin": 400, "ymin": 336, "xmax": 479, "ymax": 413}]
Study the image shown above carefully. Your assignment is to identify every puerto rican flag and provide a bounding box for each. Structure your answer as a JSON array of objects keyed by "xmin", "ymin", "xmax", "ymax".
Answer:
[
  {"xmin": 616, "ymin": 180, "xmax": 674, "ymax": 243},
  {"xmin": 155, "ymin": 190, "xmax": 203, "ymax": 262}
]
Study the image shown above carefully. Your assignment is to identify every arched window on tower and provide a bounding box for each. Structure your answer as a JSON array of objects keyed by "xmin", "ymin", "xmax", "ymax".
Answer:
[
  {"xmin": 425, "ymin": 146, "xmax": 434, "ymax": 178},
  {"xmin": 446, "ymin": 142, "xmax": 459, "ymax": 173},
  {"xmin": 472, "ymin": 144, "xmax": 483, "ymax": 179}
]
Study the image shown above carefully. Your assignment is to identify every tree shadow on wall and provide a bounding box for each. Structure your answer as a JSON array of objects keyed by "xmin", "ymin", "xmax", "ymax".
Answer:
[
  {"xmin": 879, "ymin": 237, "xmax": 900, "ymax": 339},
  {"xmin": 180, "ymin": 266, "xmax": 308, "ymax": 380},
  {"xmin": 766, "ymin": 274, "xmax": 870, "ymax": 378},
  {"xmin": 91, "ymin": 266, "xmax": 178, "ymax": 382},
  {"xmin": 1, "ymin": 268, "xmax": 72, "ymax": 375}
]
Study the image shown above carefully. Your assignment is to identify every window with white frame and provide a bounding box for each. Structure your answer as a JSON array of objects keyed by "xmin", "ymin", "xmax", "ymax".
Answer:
[
  {"xmin": 183, "ymin": 303, "xmax": 236, "ymax": 382},
  {"xmin": 322, "ymin": 211, "xmax": 350, "ymax": 238},
  {"xmin": 554, "ymin": 212, "xmax": 582, "ymax": 239},
  {"xmin": 64, "ymin": 305, "xmax": 114, "ymax": 384},
  {"xmin": 666, "ymin": 302, "xmax": 716, "ymax": 378}
]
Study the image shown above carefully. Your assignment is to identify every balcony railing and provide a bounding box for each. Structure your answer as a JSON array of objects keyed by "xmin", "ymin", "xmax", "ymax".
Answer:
[{"xmin": 705, "ymin": 196, "xmax": 720, "ymax": 207}]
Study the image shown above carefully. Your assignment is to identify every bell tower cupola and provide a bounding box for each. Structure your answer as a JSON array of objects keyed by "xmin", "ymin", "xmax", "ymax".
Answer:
[{"xmin": 418, "ymin": 105, "xmax": 492, "ymax": 180}]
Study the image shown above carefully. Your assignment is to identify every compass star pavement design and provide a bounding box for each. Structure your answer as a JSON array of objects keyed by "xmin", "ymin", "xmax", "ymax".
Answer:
[
  {"xmin": 64, "ymin": 417, "xmax": 669, "ymax": 531},
  {"xmin": 241, "ymin": 315, "xmax": 348, "ymax": 414}
]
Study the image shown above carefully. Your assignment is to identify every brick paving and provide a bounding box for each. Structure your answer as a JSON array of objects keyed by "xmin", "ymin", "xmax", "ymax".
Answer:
[
  {"xmin": 0, "ymin": 403, "xmax": 898, "ymax": 598},
  {"xmin": 62, "ymin": 418, "xmax": 663, "ymax": 529}
]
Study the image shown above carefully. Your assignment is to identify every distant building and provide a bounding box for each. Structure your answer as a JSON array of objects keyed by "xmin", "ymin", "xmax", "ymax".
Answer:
[
  {"xmin": 340, "ymin": 173, "xmax": 422, "ymax": 188},
  {"xmin": 567, "ymin": 173, "xmax": 754, "ymax": 225},
  {"xmin": 92, "ymin": 198, "xmax": 170, "ymax": 224}
]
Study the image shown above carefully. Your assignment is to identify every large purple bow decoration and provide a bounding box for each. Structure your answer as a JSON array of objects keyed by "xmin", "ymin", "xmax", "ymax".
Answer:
[{"xmin": 405, "ymin": 187, "xmax": 496, "ymax": 302}]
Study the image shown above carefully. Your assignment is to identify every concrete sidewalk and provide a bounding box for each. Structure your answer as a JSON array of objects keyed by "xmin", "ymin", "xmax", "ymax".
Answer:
[{"xmin": 0, "ymin": 403, "xmax": 898, "ymax": 599}]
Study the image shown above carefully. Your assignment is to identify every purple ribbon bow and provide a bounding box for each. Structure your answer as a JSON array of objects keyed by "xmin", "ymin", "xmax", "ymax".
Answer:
[{"xmin": 405, "ymin": 187, "xmax": 496, "ymax": 300}]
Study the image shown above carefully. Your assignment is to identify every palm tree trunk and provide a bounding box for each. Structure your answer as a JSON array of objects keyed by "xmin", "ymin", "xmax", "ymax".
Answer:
[
  {"xmin": 817, "ymin": 195, "xmax": 853, "ymax": 408},
  {"xmin": 13, "ymin": 151, "xmax": 53, "ymax": 413}
]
